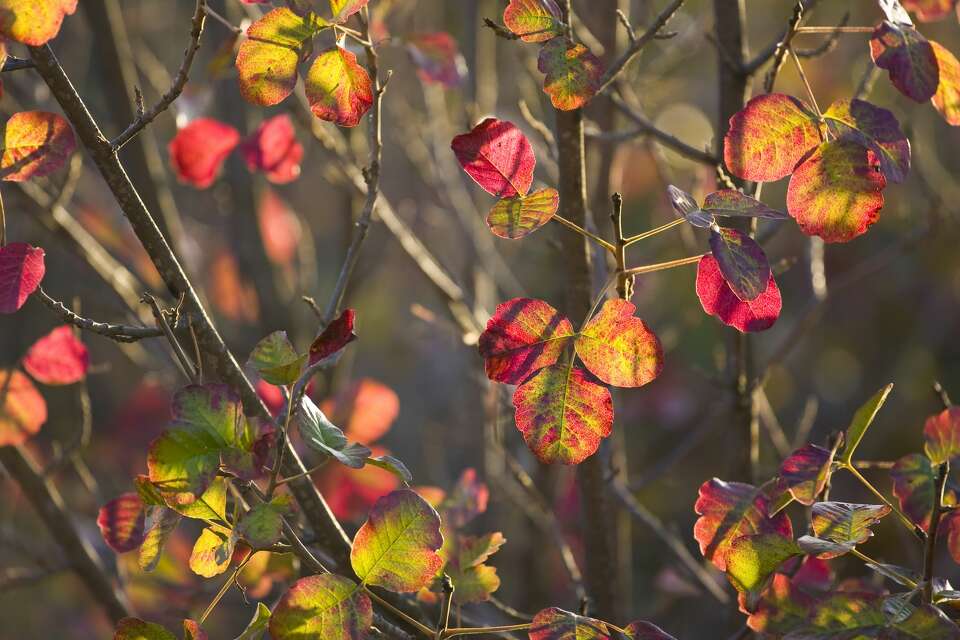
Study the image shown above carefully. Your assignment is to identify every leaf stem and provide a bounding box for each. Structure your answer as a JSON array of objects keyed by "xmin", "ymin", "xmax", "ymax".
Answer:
[
  {"xmin": 842, "ymin": 463, "xmax": 925, "ymax": 540},
  {"xmin": 198, "ymin": 561, "xmax": 247, "ymax": 625},
  {"xmin": 789, "ymin": 46, "xmax": 822, "ymax": 119},
  {"xmin": 366, "ymin": 589, "xmax": 436, "ymax": 638},
  {"xmin": 266, "ymin": 386, "xmax": 295, "ymax": 498},
  {"xmin": 851, "ymin": 548, "xmax": 919, "ymax": 590},
  {"xmin": 441, "ymin": 623, "xmax": 533, "ymax": 639},
  {"xmin": 624, "ymin": 253, "xmax": 706, "ymax": 276},
  {"xmin": 795, "ymin": 26, "xmax": 875, "ymax": 34},
  {"xmin": 623, "ymin": 217, "xmax": 685, "ymax": 247},
  {"xmin": 922, "ymin": 461, "xmax": 949, "ymax": 604},
  {"xmin": 552, "ymin": 213, "xmax": 617, "ymax": 253}
]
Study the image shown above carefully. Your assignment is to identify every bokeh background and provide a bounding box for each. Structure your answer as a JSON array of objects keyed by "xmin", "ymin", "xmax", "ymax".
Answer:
[{"xmin": 1, "ymin": 0, "xmax": 960, "ymax": 637}]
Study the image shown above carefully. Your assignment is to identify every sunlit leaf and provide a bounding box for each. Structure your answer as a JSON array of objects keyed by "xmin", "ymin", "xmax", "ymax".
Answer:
[
  {"xmin": 22, "ymin": 325, "xmax": 89, "ymax": 385},
  {"xmin": 182, "ymin": 621, "xmax": 207, "ymax": 640},
  {"xmin": 190, "ymin": 525, "xmax": 236, "ymax": 578},
  {"xmin": 724, "ymin": 533, "xmax": 803, "ymax": 611},
  {"xmin": 309, "ymin": 308, "xmax": 357, "ymax": 365},
  {"xmin": 351, "ymin": 489, "xmax": 443, "ymax": 592},
  {"xmin": 113, "ymin": 618, "xmax": 177, "ymax": 640},
  {"xmin": 702, "ymin": 190, "xmax": 789, "ymax": 220},
  {"xmin": 513, "ymin": 364, "xmax": 613, "ymax": 465},
  {"xmin": 693, "ymin": 479, "xmax": 793, "ymax": 571},
  {"xmin": 0, "ymin": 111, "xmax": 74, "ymax": 181},
  {"xmin": 575, "ymin": 299, "xmax": 663, "ymax": 388},
  {"xmin": 529, "ymin": 607, "xmax": 611, "ymax": 639},
  {"xmin": 248, "ymin": 331, "xmax": 306, "ymax": 387},
  {"xmin": 0, "ymin": 0, "xmax": 76, "ymax": 46},
  {"xmin": 902, "ymin": 0, "xmax": 955, "ymax": 21},
  {"xmin": 235, "ymin": 603, "xmax": 271, "ymax": 640},
  {"xmin": 797, "ymin": 596, "xmax": 960, "ymax": 639},
  {"xmin": 406, "ymin": 32, "xmax": 467, "ymax": 87},
  {"xmin": 746, "ymin": 572, "xmax": 818, "ymax": 635},
  {"xmin": 171, "ymin": 477, "xmax": 229, "ymax": 521},
  {"xmin": 708, "ymin": 227, "xmax": 771, "ymax": 302},
  {"xmin": 787, "ymin": 139, "xmax": 887, "ymax": 243},
  {"xmin": 931, "ymin": 41, "xmax": 960, "ymax": 126},
  {"xmin": 621, "ymin": 621, "xmax": 680, "ymax": 639},
  {"xmin": 924, "ymin": 407, "xmax": 960, "ymax": 464},
  {"xmin": 269, "ymin": 573, "xmax": 372, "ymax": 640},
  {"xmin": 447, "ymin": 562, "xmax": 500, "ymax": 604},
  {"xmin": 477, "ymin": 297, "xmax": 575, "ymax": 384},
  {"xmin": 0, "ymin": 369, "xmax": 46, "ymax": 446},
  {"xmin": 503, "ymin": 0, "xmax": 564, "ymax": 43},
  {"xmin": 870, "ymin": 21, "xmax": 939, "ymax": 102},
  {"xmin": 0, "ymin": 242, "xmax": 44, "ymax": 313},
  {"xmin": 167, "ymin": 118, "xmax": 240, "ymax": 189},
  {"xmin": 537, "ymin": 37, "xmax": 603, "ymax": 111},
  {"xmin": 440, "ymin": 468, "xmax": 489, "ymax": 528},
  {"xmin": 810, "ymin": 501, "xmax": 891, "ymax": 547},
  {"xmin": 839, "ymin": 383, "xmax": 894, "ymax": 465},
  {"xmin": 451, "ymin": 118, "xmax": 535, "ymax": 198},
  {"xmin": 778, "ymin": 444, "xmax": 835, "ymax": 506},
  {"xmin": 881, "ymin": 0, "xmax": 916, "ymax": 24},
  {"xmin": 723, "ymin": 93, "xmax": 821, "ymax": 182},
  {"xmin": 891, "ymin": 453, "xmax": 955, "ymax": 531},
  {"xmin": 138, "ymin": 507, "xmax": 181, "ymax": 572},
  {"xmin": 796, "ymin": 535, "xmax": 855, "ymax": 557},
  {"xmin": 328, "ymin": 0, "xmax": 367, "ymax": 23},
  {"xmin": 667, "ymin": 184, "xmax": 714, "ymax": 228},
  {"xmin": 299, "ymin": 396, "xmax": 371, "ymax": 468},
  {"xmin": 823, "ymin": 99, "xmax": 911, "ymax": 183},
  {"xmin": 486, "ymin": 188, "xmax": 559, "ymax": 239},
  {"xmin": 98, "ymin": 493, "xmax": 147, "ymax": 553},
  {"xmin": 237, "ymin": 495, "xmax": 292, "ymax": 548},
  {"xmin": 305, "ymin": 45, "xmax": 373, "ymax": 128},
  {"xmin": 696, "ymin": 255, "xmax": 781, "ymax": 333},
  {"xmin": 366, "ymin": 454, "xmax": 412, "ymax": 483},
  {"xmin": 240, "ymin": 114, "xmax": 303, "ymax": 184}
]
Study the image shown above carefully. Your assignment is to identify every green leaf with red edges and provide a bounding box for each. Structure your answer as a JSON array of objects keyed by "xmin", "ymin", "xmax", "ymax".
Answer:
[
  {"xmin": 529, "ymin": 608, "xmax": 612, "ymax": 639},
  {"xmin": 503, "ymin": 0, "xmax": 564, "ymax": 43},
  {"xmin": 778, "ymin": 444, "xmax": 835, "ymax": 506},
  {"xmin": 458, "ymin": 531, "xmax": 506, "ymax": 569},
  {"xmin": 723, "ymin": 93, "xmax": 821, "ymax": 182},
  {"xmin": 237, "ymin": 495, "xmax": 292, "ymax": 548},
  {"xmin": 891, "ymin": 453, "xmax": 956, "ymax": 531},
  {"xmin": 437, "ymin": 531, "xmax": 506, "ymax": 605},
  {"xmin": 248, "ymin": 331, "xmax": 306, "ymax": 386},
  {"xmin": 190, "ymin": 525, "xmax": 236, "ymax": 578},
  {"xmin": 575, "ymin": 299, "xmax": 663, "ymax": 388},
  {"xmin": 786, "ymin": 139, "xmax": 887, "ymax": 243},
  {"xmin": 701, "ymin": 190, "xmax": 789, "ymax": 220},
  {"xmin": 870, "ymin": 21, "xmax": 939, "ymax": 102},
  {"xmin": 708, "ymin": 227, "xmax": 771, "ymax": 302},
  {"xmin": 98, "ymin": 493, "xmax": 147, "ymax": 553},
  {"xmin": 924, "ymin": 407, "xmax": 960, "ymax": 464},
  {"xmin": 486, "ymin": 188, "xmax": 558, "ymax": 239},
  {"xmin": 328, "ymin": 0, "xmax": 367, "ymax": 23},
  {"xmin": 447, "ymin": 563, "xmax": 500, "ymax": 604},
  {"xmin": 810, "ymin": 501, "xmax": 891, "ymax": 546},
  {"xmin": 931, "ymin": 41, "xmax": 960, "ymax": 126},
  {"xmin": 724, "ymin": 533, "xmax": 803, "ymax": 612},
  {"xmin": 350, "ymin": 488, "xmax": 443, "ymax": 592},
  {"xmin": 0, "ymin": 242, "xmax": 44, "ymax": 313},
  {"xmin": 0, "ymin": 0, "xmax": 76, "ymax": 46},
  {"xmin": 1, "ymin": 111, "xmax": 76, "ymax": 181},
  {"xmin": 309, "ymin": 308, "xmax": 357, "ymax": 364},
  {"xmin": 451, "ymin": 118, "xmax": 536, "ymax": 198},
  {"xmin": 0, "ymin": 369, "xmax": 46, "ymax": 446},
  {"xmin": 693, "ymin": 479, "xmax": 793, "ymax": 571},
  {"xmin": 137, "ymin": 506, "xmax": 181, "ymax": 572},
  {"xmin": 512, "ymin": 364, "xmax": 613, "ymax": 465},
  {"xmin": 170, "ymin": 477, "xmax": 229, "ymax": 521},
  {"xmin": 113, "ymin": 618, "xmax": 177, "ymax": 640},
  {"xmin": 23, "ymin": 325, "xmax": 89, "ymax": 385},
  {"xmin": 823, "ymin": 98, "xmax": 911, "ymax": 183},
  {"xmin": 621, "ymin": 621, "xmax": 679, "ymax": 639},
  {"xmin": 696, "ymin": 255, "xmax": 781, "ymax": 333},
  {"xmin": 236, "ymin": 8, "xmax": 327, "ymax": 106},
  {"xmin": 902, "ymin": 0, "xmax": 955, "ymax": 21},
  {"xmin": 477, "ymin": 297, "xmax": 575, "ymax": 384},
  {"xmin": 537, "ymin": 38, "xmax": 603, "ymax": 111},
  {"xmin": 269, "ymin": 574, "xmax": 372, "ymax": 640},
  {"xmin": 795, "ymin": 595, "xmax": 960, "ymax": 639},
  {"xmin": 305, "ymin": 46, "xmax": 373, "ymax": 128}
]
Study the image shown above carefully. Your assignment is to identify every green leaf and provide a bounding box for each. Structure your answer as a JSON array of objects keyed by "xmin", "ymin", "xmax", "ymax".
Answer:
[
  {"xmin": 299, "ymin": 396, "xmax": 371, "ymax": 468},
  {"xmin": 724, "ymin": 533, "xmax": 802, "ymax": 611},
  {"xmin": 189, "ymin": 526, "xmax": 236, "ymax": 578},
  {"xmin": 138, "ymin": 507, "xmax": 181, "ymax": 572},
  {"xmin": 147, "ymin": 427, "xmax": 222, "ymax": 505},
  {"xmin": 839, "ymin": 383, "xmax": 894, "ymax": 465},
  {"xmin": 269, "ymin": 574, "xmax": 371, "ymax": 640},
  {"xmin": 328, "ymin": 0, "xmax": 367, "ymax": 23},
  {"xmin": 366, "ymin": 454, "xmax": 413, "ymax": 483},
  {"xmin": 248, "ymin": 331, "xmax": 306, "ymax": 386},
  {"xmin": 485, "ymin": 188, "xmax": 559, "ymax": 239},
  {"xmin": 113, "ymin": 618, "xmax": 177, "ymax": 640},
  {"xmin": 237, "ymin": 495, "xmax": 292, "ymax": 548},
  {"xmin": 536, "ymin": 38, "xmax": 603, "ymax": 111},
  {"xmin": 170, "ymin": 477, "xmax": 228, "ymax": 521},
  {"xmin": 234, "ymin": 603, "xmax": 271, "ymax": 640},
  {"xmin": 305, "ymin": 46, "xmax": 373, "ymax": 128},
  {"xmin": 811, "ymin": 501, "xmax": 891, "ymax": 548}
]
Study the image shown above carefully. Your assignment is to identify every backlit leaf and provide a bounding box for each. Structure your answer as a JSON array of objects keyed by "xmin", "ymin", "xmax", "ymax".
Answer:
[
  {"xmin": 0, "ymin": 0, "xmax": 76, "ymax": 46},
  {"xmin": 299, "ymin": 396, "xmax": 370, "ymax": 468},
  {"xmin": 0, "ymin": 242, "xmax": 44, "ymax": 313},
  {"xmin": 182, "ymin": 621, "xmax": 207, "ymax": 640},
  {"xmin": 823, "ymin": 98, "xmax": 911, "ymax": 183},
  {"xmin": 723, "ymin": 93, "xmax": 821, "ymax": 182},
  {"xmin": 458, "ymin": 532, "xmax": 506, "ymax": 569},
  {"xmin": 724, "ymin": 534, "xmax": 803, "ymax": 611},
  {"xmin": 537, "ymin": 38, "xmax": 603, "ymax": 111},
  {"xmin": 309, "ymin": 308, "xmax": 357, "ymax": 364},
  {"xmin": 1, "ymin": 111, "xmax": 75, "ymax": 181},
  {"xmin": 693, "ymin": 479, "xmax": 793, "ymax": 571},
  {"xmin": 513, "ymin": 364, "xmax": 613, "ymax": 465},
  {"xmin": 787, "ymin": 139, "xmax": 887, "ymax": 243},
  {"xmin": 440, "ymin": 468, "xmax": 489, "ymax": 528},
  {"xmin": 270, "ymin": 573, "xmax": 371, "ymax": 640},
  {"xmin": 167, "ymin": 118, "xmax": 240, "ymax": 189},
  {"xmin": 171, "ymin": 477, "xmax": 229, "ymax": 521},
  {"xmin": 237, "ymin": 495, "xmax": 292, "ymax": 548},
  {"xmin": 810, "ymin": 501, "xmax": 891, "ymax": 546},
  {"xmin": 794, "ymin": 595, "xmax": 960, "ymax": 639},
  {"xmin": 113, "ymin": 618, "xmax": 176, "ymax": 640},
  {"xmin": 235, "ymin": 603, "xmax": 271, "ymax": 640},
  {"xmin": 236, "ymin": 8, "xmax": 326, "ymax": 106},
  {"xmin": 240, "ymin": 114, "xmax": 303, "ymax": 184},
  {"xmin": 98, "ymin": 493, "xmax": 147, "ymax": 553},
  {"xmin": 622, "ymin": 621, "xmax": 680, "ymax": 639},
  {"xmin": 248, "ymin": 331, "xmax": 306, "ymax": 387},
  {"xmin": 365, "ymin": 454, "xmax": 412, "ymax": 483},
  {"xmin": 477, "ymin": 297, "xmax": 574, "ymax": 384},
  {"xmin": 708, "ymin": 227, "xmax": 771, "ymax": 302},
  {"xmin": 351, "ymin": 489, "xmax": 443, "ymax": 592},
  {"xmin": 0, "ymin": 369, "xmax": 46, "ymax": 446},
  {"xmin": 924, "ymin": 407, "xmax": 960, "ymax": 464},
  {"xmin": 667, "ymin": 184, "xmax": 714, "ymax": 228},
  {"xmin": 696, "ymin": 255, "xmax": 781, "ymax": 333},
  {"xmin": 486, "ymin": 187, "xmax": 558, "ymax": 239},
  {"xmin": 840, "ymin": 384, "xmax": 894, "ymax": 466},
  {"xmin": 502, "ymin": 0, "xmax": 564, "ymax": 43},
  {"xmin": 451, "ymin": 118, "xmax": 535, "ymax": 198},
  {"xmin": 305, "ymin": 46, "xmax": 373, "ymax": 128},
  {"xmin": 575, "ymin": 299, "xmax": 663, "ymax": 388},
  {"xmin": 138, "ymin": 507, "xmax": 181, "ymax": 572},
  {"xmin": 778, "ymin": 444, "xmax": 835, "ymax": 506},
  {"xmin": 702, "ymin": 190, "xmax": 789, "ymax": 220},
  {"xmin": 891, "ymin": 453, "xmax": 954, "ymax": 531},
  {"xmin": 22, "ymin": 326, "xmax": 89, "ymax": 385},
  {"xmin": 406, "ymin": 32, "xmax": 467, "ymax": 87},
  {"xmin": 190, "ymin": 526, "xmax": 236, "ymax": 577},
  {"xmin": 870, "ymin": 21, "xmax": 939, "ymax": 102},
  {"xmin": 881, "ymin": 0, "xmax": 916, "ymax": 24},
  {"xmin": 447, "ymin": 563, "xmax": 500, "ymax": 604},
  {"xmin": 529, "ymin": 608, "xmax": 611, "ymax": 639},
  {"xmin": 931, "ymin": 41, "xmax": 960, "ymax": 126},
  {"xmin": 328, "ymin": 0, "xmax": 367, "ymax": 23},
  {"xmin": 902, "ymin": 0, "xmax": 955, "ymax": 21}
]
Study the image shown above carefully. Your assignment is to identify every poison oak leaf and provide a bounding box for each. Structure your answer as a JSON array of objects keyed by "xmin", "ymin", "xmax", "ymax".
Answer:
[
  {"xmin": 575, "ymin": 299, "xmax": 663, "ymax": 388},
  {"xmin": 320, "ymin": 377, "xmax": 399, "ymax": 445},
  {"xmin": 269, "ymin": 574, "xmax": 372, "ymax": 640},
  {"xmin": 167, "ymin": 118, "xmax": 240, "ymax": 189},
  {"xmin": 786, "ymin": 140, "xmax": 887, "ymax": 243},
  {"xmin": 708, "ymin": 227, "xmax": 771, "ymax": 302},
  {"xmin": 447, "ymin": 563, "xmax": 501, "ymax": 603},
  {"xmin": 305, "ymin": 45, "xmax": 373, "ymax": 127},
  {"xmin": 23, "ymin": 326, "xmax": 89, "ymax": 385},
  {"xmin": 406, "ymin": 32, "xmax": 467, "ymax": 87},
  {"xmin": 478, "ymin": 297, "xmax": 575, "ymax": 384},
  {"xmin": 701, "ymin": 190, "xmax": 789, "ymax": 220},
  {"xmin": 299, "ymin": 396, "xmax": 371, "ymax": 468},
  {"xmin": 902, "ymin": 0, "xmax": 956, "ymax": 21},
  {"xmin": 0, "ymin": 369, "xmax": 46, "ymax": 446},
  {"xmin": 724, "ymin": 533, "xmax": 803, "ymax": 611},
  {"xmin": 931, "ymin": 41, "xmax": 960, "ymax": 126},
  {"xmin": 0, "ymin": 242, "xmax": 44, "ymax": 313},
  {"xmin": 823, "ymin": 98, "xmax": 911, "ymax": 183},
  {"xmin": 512, "ymin": 364, "xmax": 613, "ymax": 465},
  {"xmin": 248, "ymin": 331, "xmax": 306, "ymax": 386},
  {"xmin": 529, "ymin": 607, "xmax": 612, "ymax": 639},
  {"xmin": 503, "ymin": 0, "xmax": 564, "ymax": 43},
  {"xmin": 621, "ymin": 621, "xmax": 680, "ymax": 639},
  {"xmin": 189, "ymin": 526, "xmax": 236, "ymax": 577},
  {"xmin": 113, "ymin": 618, "xmax": 177, "ymax": 640},
  {"xmin": 137, "ymin": 506, "xmax": 181, "ymax": 572},
  {"xmin": 309, "ymin": 308, "xmax": 357, "ymax": 364},
  {"xmin": 181, "ymin": 621, "xmax": 207, "ymax": 640},
  {"xmin": 1, "ymin": 111, "xmax": 76, "ymax": 181},
  {"xmin": 451, "ymin": 118, "xmax": 536, "ymax": 198},
  {"xmin": 240, "ymin": 114, "xmax": 303, "ymax": 184},
  {"xmin": 97, "ymin": 493, "xmax": 147, "ymax": 553},
  {"xmin": 328, "ymin": 0, "xmax": 368, "ymax": 23},
  {"xmin": 365, "ymin": 454, "xmax": 412, "ymax": 483},
  {"xmin": 0, "ymin": 0, "xmax": 77, "ymax": 46},
  {"xmin": 237, "ymin": 495, "xmax": 291, "ymax": 548},
  {"xmin": 810, "ymin": 501, "xmax": 891, "ymax": 548},
  {"xmin": 486, "ymin": 188, "xmax": 559, "ymax": 239},
  {"xmin": 695, "ymin": 255, "xmax": 781, "ymax": 333},
  {"xmin": 870, "ymin": 21, "xmax": 939, "ymax": 102},
  {"xmin": 537, "ymin": 37, "xmax": 603, "ymax": 111},
  {"xmin": 891, "ymin": 453, "xmax": 955, "ymax": 530},
  {"xmin": 777, "ymin": 444, "xmax": 835, "ymax": 506},
  {"xmin": 723, "ymin": 93, "xmax": 821, "ymax": 182},
  {"xmin": 924, "ymin": 407, "xmax": 960, "ymax": 464}
]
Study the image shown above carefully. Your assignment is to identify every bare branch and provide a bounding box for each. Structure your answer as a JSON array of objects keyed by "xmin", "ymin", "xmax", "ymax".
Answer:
[
  {"xmin": 596, "ymin": 0, "xmax": 685, "ymax": 95},
  {"xmin": 36, "ymin": 287, "xmax": 165, "ymax": 343}
]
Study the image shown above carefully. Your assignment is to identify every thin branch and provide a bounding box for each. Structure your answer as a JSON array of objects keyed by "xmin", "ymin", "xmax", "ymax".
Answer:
[
  {"xmin": 922, "ymin": 461, "xmax": 949, "ymax": 604},
  {"xmin": 763, "ymin": 2, "xmax": 805, "ymax": 94},
  {"xmin": 624, "ymin": 253, "xmax": 705, "ymax": 276},
  {"xmin": 1, "ymin": 56, "xmax": 35, "ymax": 72},
  {"xmin": 789, "ymin": 47, "xmax": 822, "ymax": 118},
  {"xmin": 36, "ymin": 287, "xmax": 165, "ymax": 342}
]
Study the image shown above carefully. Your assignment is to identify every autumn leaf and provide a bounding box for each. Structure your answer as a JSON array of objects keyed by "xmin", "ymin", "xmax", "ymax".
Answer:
[
  {"xmin": 924, "ymin": 407, "xmax": 960, "ymax": 464},
  {"xmin": 237, "ymin": 495, "xmax": 292, "ymax": 548},
  {"xmin": 529, "ymin": 608, "xmax": 612, "ymax": 639},
  {"xmin": 240, "ymin": 114, "xmax": 303, "ymax": 184},
  {"xmin": 248, "ymin": 331, "xmax": 306, "ymax": 386},
  {"xmin": 451, "ymin": 118, "xmax": 536, "ymax": 198},
  {"xmin": 701, "ymin": 190, "xmax": 789, "ymax": 220},
  {"xmin": 23, "ymin": 326, "xmax": 89, "ymax": 385},
  {"xmin": 440, "ymin": 468, "xmax": 490, "ymax": 528},
  {"xmin": 931, "ymin": 41, "xmax": 960, "ymax": 126},
  {"xmin": 695, "ymin": 255, "xmax": 781, "ymax": 333},
  {"xmin": 870, "ymin": 21, "xmax": 939, "ymax": 102},
  {"xmin": 309, "ymin": 308, "xmax": 357, "ymax": 364},
  {"xmin": 305, "ymin": 46, "xmax": 373, "ymax": 128},
  {"xmin": 181, "ymin": 621, "xmax": 207, "ymax": 640},
  {"xmin": 667, "ymin": 184, "xmax": 715, "ymax": 228},
  {"xmin": 537, "ymin": 37, "xmax": 603, "ymax": 111},
  {"xmin": 786, "ymin": 139, "xmax": 887, "ymax": 243},
  {"xmin": 0, "ymin": 0, "xmax": 77, "ymax": 46},
  {"xmin": 723, "ymin": 93, "xmax": 821, "ymax": 182},
  {"xmin": 299, "ymin": 396, "xmax": 371, "ymax": 468},
  {"xmin": 724, "ymin": 533, "xmax": 802, "ymax": 611},
  {"xmin": 137, "ymin": 506, "xmax": 181, "ymax": 572},
  {"xmin": 503, "ymin": 0, "xmax": 564, "ymax": 43},
  {"xmin": 810, "ymin": 501, "xmax": 891, "ymax": 547},
  {"xmin": 486, "ymin": 188, "xmax": 559, "ymax": 239},
  {"xmin": 406, "ymin": 32, "xmax": 467, "ymax": 87},
  {"xmin": 708, "ymin": 227, "xmax": 771, "ymax": 301},
  {"xmin": 478, "ymin": 297, "xmax": 575, "ymax": 384},
  {"xmin": 113, "ymin": 618, "xmax": 177, "ymax": 640},
  {"xmin": 622, "ymin": 621, "xmax": 679, "ymax": 639},
  {"xmin": 0, "ymin": 242, "xmax": 45, "ymax": 313},
  {"xmin": 167, "ymin": 118, "xmax": 240, "ymax": 189},
  {"xmin": 575, "ymin": 299, "xmax": 663, "ymax": 388},
  {"xmin": 171, "ymin": 477, "xmax": 229, "ymax": 522},
  {"xmin": 189, "ymin": 526, "xmax": 236, "ymax": 578},
  {"xmin": 320, "ymin": 378, "xmax": 399, "ymax": 445},
  {"xmin": 1, "ymin": 111, "xmax": 76, "ymax": 181},
  {"xmin": 97, "ymin": 493, "xmax": 147, "ymax": 553},
  {"xmin": 350, "ymin": 489, "xmax": 444, "ymax": 592},
  {"xmin": 822, "ymin": 99, "xmax": 911, "ymax": 183},
  {"xmin": 441, "ymin": 531, "xmax": 506, "ymax": 603},
  {"xmin": 0, "ymin": 369, "xmax": 46, "ymax": 446},
  {"xmin": 902, "ymin": 0, "xmax": 956, "ymax": 21},
  {"xmin": 269, "ymin": 574, "xmax": 371, "ymax": 640},
  {"xmin": 777, "ymin": 444, "xmax": 836, "ymax": 506},
  {"xmin": 891, "ymin": 453, "xmax": 955, "ymax": 531},
  {"xmin": 328, "ymin": 0, "xmax": 368, "ymax": 23},
  {"xmin": 512, "ymin": 364, "xmax": 613, "ymax": 465}
]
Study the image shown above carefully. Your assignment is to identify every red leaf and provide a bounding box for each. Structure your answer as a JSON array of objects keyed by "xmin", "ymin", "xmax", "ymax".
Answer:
[
  {"xmin": 320, "ymin": 378, "xmax": 399, "ymax": 445},
  {"xmin": 441, "ymin": 468, "xmax": 489, "ymax": 528},
  {"xmin": 240, "ymin": 114, "xmax": 303, "ymax": 184},
  {"xmin": 97, "ymin": 493, "xmax": 147, "ymax": 553},
  {"xmin": 0, "ymin": 369, "xmax": 47, "ymax": 446},
  {"xmin": 695, "ymin": 255, "xmax": 781, "ymax": 333},
  {"xmin": 255, "ymin": 379, "xmax": 285, "ymax": 417},
  {"xmin": 0, "ymin": 242, "xmax": 44, "ymax": 313},
  {"xmin": 167, "ymin": 118, "xmax": 240, "ymax": 189},
  {"xmin": 451, "ymin": 118, "xmax": 535, "ymax": 198},
  {"xmin": 870, "ymin": 22, "xmax": 939, "ymax": 102},
  {"xmin": 1, "ymin": 111, "xmax": 76, "ymax": 181},
  {"xmin": 478, "ymin": 297, "xmax": 574, "ymax": 384},
  {"xmin": 924, "ymin": 407, "xmax": 960, "ymax": 464},
  {"xmin": 891, "ymin": 453, "xmax": 951, "ymax": 531},
  {"xmin": 709, "ymin": 227, "xmax": 771, "ymax": 302},
  {"xmin": 23, "ymin": 326, "xmax": 89, "ymax": 385},
  {"xmin": 309, "ymin": 308, "xmax": 357, "ymax": 364},
  {"xmin": 258, "ymin": 189, "xmax": 302, "ymax": 266},
  {"xmin": 406, "ymin": 32, "xmax": 466, "ymax": 87}
]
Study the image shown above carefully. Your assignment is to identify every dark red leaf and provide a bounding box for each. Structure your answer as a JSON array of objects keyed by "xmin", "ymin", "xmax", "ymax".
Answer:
[
  {"xmin": 167, "ymin": 118, "xmax": 240, "ymax": 189},
  {"xmin": 0, "ymin": 242, "xmax": 44, "ymax": 313},
  {"xmin": 451, "ymin": 118, "xmax": 535, "ymax": 198},
  {"xmin": 870, "ymin": 22, "xmax": 939, "ymax": 102},
  {"xmin": 309, "ymin": 309, "xmax": 357, "ymax": 364},
  {"xmin": 97, "ymin": 493, "xmax": 147, "ymax": 553},
  {"xmin": 240, "ymin": 114, "xmax": 303, "ymax": 184}
]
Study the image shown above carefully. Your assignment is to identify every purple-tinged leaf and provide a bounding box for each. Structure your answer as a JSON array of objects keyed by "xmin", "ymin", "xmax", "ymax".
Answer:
[
  {"xmin": 667, "ymin": 185, "xmax": 714, "ymax": 228},
  {"xmin": 870, "ymin": 21, "xmax": 939, "ymax": 102},
  {"xmin": 702, "ymin": 190, "xmax": 789, "ymax": 220},
  {"xmin": 708, "ymin": 227, "xmax": 771, "ymax": 302},
  {"xmin": 823, "ymin": 99, "xmax": 911, "ymax": 183}
]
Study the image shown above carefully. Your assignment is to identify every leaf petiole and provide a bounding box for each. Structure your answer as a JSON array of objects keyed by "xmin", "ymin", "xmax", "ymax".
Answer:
[
  {"xmin": 623, "ymin": 217, "xmax": 685, "ymax": 247},
  {"xmin": 365, "ymin": 588, "xmax": 436, "ymax": 638},
  {"xmin": 841, "ymin": 462, "xmax": 925, "ymax": 540},
  {"xmin": 624, "ymin": 253, "xmax": 706, "ymax": 276},
  {"xmin": 551, "ymin": 213, "xmax": 617, "ymax": 253}
]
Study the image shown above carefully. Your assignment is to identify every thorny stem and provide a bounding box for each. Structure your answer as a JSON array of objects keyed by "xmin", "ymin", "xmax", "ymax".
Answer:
[
  {"xmin": 922, "ymin": 461, "xmax": 950, "ymax": 604},
  {"xmin": 623, "ymin": 217, "xmax": 686, "ymax": 247},
  {"xmin": 843, "ymin": 463, "xmax": 926, "ymax": 540}
]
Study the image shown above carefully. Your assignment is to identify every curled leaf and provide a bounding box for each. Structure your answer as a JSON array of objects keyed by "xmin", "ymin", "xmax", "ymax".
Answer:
[
  {"xmin": 240, "ymin": 114, "xmax": 303, "ymax": 184},
  {"xmin": 839, "ymin": 383, "xmax": 894, "ymax": 465},
  {"xmin": 190, "ymin": 526, "xmax": 236, "ymax": 578},
  {"xmin": 299, "ymin": 396, "xmax": 370, "ymax": 468},
  {"xmin": 778, "ymin": 444, "xmax": 835, "ymax": 506},
  {"xmin": 305, "ymin": 45, "xmax": 373, "ymax": 128},
  {"xmin": 452, "ymin": 118, "xmax": 535, "ymax": 198},
  {"xmin": 537, "ymin": 37, "xmax": 603, "ymax": 111},
  {"xmin": 309, "ymin": 308, "xmax": 357, "ymax": 364},
  {"xmin": 486, "ymin": 187, "xmax": 558, "ymax": 239},
  {"xmin": 695, "ymin": 254, "xmax": 781, "ymax": 333}
]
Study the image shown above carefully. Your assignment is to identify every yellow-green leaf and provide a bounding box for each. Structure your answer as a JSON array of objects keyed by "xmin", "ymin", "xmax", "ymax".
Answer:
[
  {"xmin": 305, "ymin": 45, "xmax": 373, "ymax": 128},
  {"xmin": 485, "ymin": 188, "xmax": 559, "ymax": 239},
  {"xmin": 269, "ymin": 574, "xmax": 371, "ymax": 640}
]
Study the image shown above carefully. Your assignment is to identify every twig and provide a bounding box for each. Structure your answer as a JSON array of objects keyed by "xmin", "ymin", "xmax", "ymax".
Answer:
[
  {"xmin": 789, "ymin": 47, "xmax": 822, "ymax": 118},
  {"xmin": 763, "ymin": 2, "xmax": 805, "ymax": 94},
  {"xmin": 203, "ymin": 4, "xmax": 241, "ymax": 34},
  {"xmin": 624, "ymin": 254, "xmax": 705, "ymax": 276},
  {"xmin": 934, "ymin": 381, "xmax": 953, "ymax": 409},
  {"xmin": 143, "ymin": 293, "xmax": 198, "ymax": 383},
  {"xmin": 601, "ymin": 93, "xmax": 718, "ymax": 165},
  {"xmin": 922, "ymin": 461, "xmax": 949, "ymax": 604},
  {"xmin": 596, "ymin": 0, "xmax": 685, "ymax": 95},
  {"xmin": 36, "ymin": 287, "xmax": 164, "ymax": 342}
]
